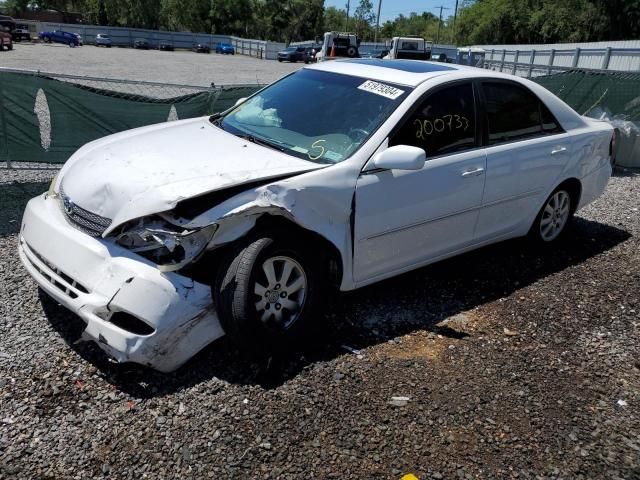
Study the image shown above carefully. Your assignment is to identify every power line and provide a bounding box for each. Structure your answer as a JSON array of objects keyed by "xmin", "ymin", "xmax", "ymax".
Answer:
[
  {"xmin": 374, "ymin": 0, "xmax": 382, "ymax": 43},
  {"xmin": 452, "ymin": 0, "xmax": 459, "ymax": 44},
  {"xmin": 434, "ymin": 5, "xmax": 449, "ymax": 45}
]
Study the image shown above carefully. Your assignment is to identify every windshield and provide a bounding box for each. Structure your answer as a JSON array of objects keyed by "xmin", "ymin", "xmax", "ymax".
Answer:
[{"xmin": 220, "ymin": 69, "xmax": 411, "ymax": 165}]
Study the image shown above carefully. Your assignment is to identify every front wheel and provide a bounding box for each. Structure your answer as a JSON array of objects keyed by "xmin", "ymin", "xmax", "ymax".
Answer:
[
  {"xmin": 529, "ymin": 188, "xmax": 573, "ymax": 243},
  {"xmin": 214, "ymin": 235, "xmax": 324, "ymax": 354}
]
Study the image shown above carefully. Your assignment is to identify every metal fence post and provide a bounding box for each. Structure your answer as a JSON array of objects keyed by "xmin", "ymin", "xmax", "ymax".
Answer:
[
  {"xmin": 547, "ymin": 49, "xmax": 556, "ymax": 75},
  {"xmin": 528, "ymin": 49, "xmax": 536, "ymax": 78},
  {"xmin": 602, "ymin": 47, "xmax": 612, "ymax": 70},
  {"xmin": 512, "ymin": 50, "xmax": 519, "ymax": 75},
  {"xmin": 499, "ymin": 49, "xmax": 506, "ymax": 72},
  {"xmin": 0, "ymin": 74, "xmax": 10, "ymax": 168},
  {"xmin": 571, "ymin": 47, "xmax": 581, "ymax": 68}
]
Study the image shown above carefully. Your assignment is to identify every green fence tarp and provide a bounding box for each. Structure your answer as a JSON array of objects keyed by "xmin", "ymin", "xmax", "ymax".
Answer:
[
  {"xmin": 0, "ymin": 74, "xmax": 42, "ymax": 163},
  {"xmin": 0, "ymin": 71, "xmax": 261, "ymax": 164},
  {"xmin": 6, "ymin": 68, "xmax": 636, "ymax": 165},
  {"xmin": 533, "ymin": 70, "xmax": 640, "ymax": 121}
]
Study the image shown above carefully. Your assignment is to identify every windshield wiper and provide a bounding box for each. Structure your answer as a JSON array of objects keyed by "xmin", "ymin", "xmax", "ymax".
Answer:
[
  {"xmin": 235, "ymin": 133, "xmax": 287, "ymax": 153},
  {"xmin": 209, "ymin": 113, "xmax": 224, "ymax": 128}
]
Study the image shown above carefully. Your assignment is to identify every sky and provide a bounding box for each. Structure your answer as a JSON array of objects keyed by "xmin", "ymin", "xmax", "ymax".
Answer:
[{"xmin": 324, "ymin": 0, "xmax": 460, "ymax": 23}]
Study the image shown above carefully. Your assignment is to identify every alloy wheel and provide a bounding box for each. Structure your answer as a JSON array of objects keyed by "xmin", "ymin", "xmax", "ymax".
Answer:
[
  {"xmin": 540, "ymin": 190, "xmax": 570, "ymax": 241},
  {"xmin": 253, "ymin": 255, "xmax": 307, "ymax": 330}
]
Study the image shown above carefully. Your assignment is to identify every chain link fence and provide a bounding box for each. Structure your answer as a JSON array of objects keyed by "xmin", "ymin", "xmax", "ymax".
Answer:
[{"xmin": 0, "ymin": 68, "xmax": 262, "ymax": 167}]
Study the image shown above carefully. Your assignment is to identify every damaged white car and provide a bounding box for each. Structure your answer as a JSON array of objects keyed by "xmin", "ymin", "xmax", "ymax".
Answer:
[{"xmin": 19, "ymin": 59, "xmax": 614, "ymax": 371}]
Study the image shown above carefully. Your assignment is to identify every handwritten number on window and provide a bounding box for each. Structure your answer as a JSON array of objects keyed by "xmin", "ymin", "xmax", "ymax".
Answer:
[
  {"xmin": 309, "ymin": 139, "xmax": 326, "ymax": 161},
  {"xmin": 415, "ymin": 114, "xmax": 469, "ymax": 140}
]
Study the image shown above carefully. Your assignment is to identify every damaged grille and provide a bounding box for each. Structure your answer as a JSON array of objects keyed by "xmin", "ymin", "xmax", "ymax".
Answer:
[
  {"xmin": 22, "ymin": 240, "xmax": 90, "ymax": 299},
  {"xmin": 59, "ymin": 184, "xmax": 112, "ymax": 237}
]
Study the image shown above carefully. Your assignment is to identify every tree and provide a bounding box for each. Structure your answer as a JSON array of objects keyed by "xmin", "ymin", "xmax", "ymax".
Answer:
[
  {"xmin": 323, "ymin": 6, "xmax": 348, "ymax": 33},
  {"xmin": 352, "ymin": 0, "xmax": 374, "ymax": 39},
  {"xmin": 455, "ymin": 0, "xmax": 640, "ymax": 45}
]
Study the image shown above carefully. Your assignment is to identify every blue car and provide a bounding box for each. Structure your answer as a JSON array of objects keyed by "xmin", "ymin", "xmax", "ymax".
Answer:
[
  {"xmin": 38, "ymin": 30, "xmax": 80, "ymax": 47},
  {"xmin": 215, "ymin": 43, "xmax": 235, "ymax": 55}
]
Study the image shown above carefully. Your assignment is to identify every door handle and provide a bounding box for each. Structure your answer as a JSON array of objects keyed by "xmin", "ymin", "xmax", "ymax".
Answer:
[
  {"xmin": 551, "ymin": 147, "xmax": 567, "ymax": 155},
  {"xmin": 461, "ymin": 167, "xmax": 485, "ymax": 177}
]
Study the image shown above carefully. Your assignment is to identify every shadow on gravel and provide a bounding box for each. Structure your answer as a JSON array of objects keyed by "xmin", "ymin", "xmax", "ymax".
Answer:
[
  {"xmin": 614, "ymin": 167, "xmax": 640, "ymax": 178},
  {"xmin": 40, "ymin": 216, "xmax": 631, "ymax": 396},
  {"xmin": 0, "ymin": 181, "xmax": 49, "ymax": 236}
]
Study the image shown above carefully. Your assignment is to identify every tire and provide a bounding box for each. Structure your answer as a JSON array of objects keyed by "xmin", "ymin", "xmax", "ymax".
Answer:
[
  {"xmin": 7, "ymin": 43, "xmax": 12, "ymax": 51},
  {"xmin": 44, "ymin": 37, "xmax": 51, "ymax": 43},
  {"xmin": 69, "ymin": 42, "xmax": 77, "ymax": 48},
  {"xmin": 529, "ymin": 187, "xmax": 574, "ymax": 244},
  {"xmin": 346, "ymin": 46, "xmax": 358, "ymax": 57},
  {"xmin": 214, "ymin": 234, "xmax": 325, "ymax": 354}
]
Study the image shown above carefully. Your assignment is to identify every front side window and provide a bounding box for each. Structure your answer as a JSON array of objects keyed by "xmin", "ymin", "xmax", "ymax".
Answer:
[
  {"xmin": 482, "ymin": 81, "xmax": 562, "ymax": 145},
  {"xmin": 390, "ymin": 82, "xmax": 476, "ymax": 157},
  {"xmin": 221, "ymin": 69, "xmax": 411, "ymax": 164}
]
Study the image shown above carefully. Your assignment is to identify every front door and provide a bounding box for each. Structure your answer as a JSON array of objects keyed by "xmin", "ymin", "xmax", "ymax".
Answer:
[{"xmin": 353, "ymin": 81, "xmax": 486, "ymax": 285}]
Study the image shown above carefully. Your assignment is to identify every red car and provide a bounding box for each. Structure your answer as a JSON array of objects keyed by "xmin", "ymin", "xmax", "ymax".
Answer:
[{"xmin": 0, "ymin": 15, "xmax": 15, "ymax": 50}]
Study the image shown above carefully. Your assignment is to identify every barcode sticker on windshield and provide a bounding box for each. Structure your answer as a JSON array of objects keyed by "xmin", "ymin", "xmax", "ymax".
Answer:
[{"xmin": 358, "ymin": 80, "xmax": 404, "ymax": 100}]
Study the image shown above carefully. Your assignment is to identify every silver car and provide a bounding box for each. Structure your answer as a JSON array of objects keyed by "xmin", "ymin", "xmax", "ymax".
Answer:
[{"xmin": 95, "ymin": 33, "xmax": 111, "ymax": 48}]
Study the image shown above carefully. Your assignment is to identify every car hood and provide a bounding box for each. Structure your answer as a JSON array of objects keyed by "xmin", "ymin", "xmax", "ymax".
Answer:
[{"xmin": 57, "ymin": 117, "xmax": 322, "ymax": 234}]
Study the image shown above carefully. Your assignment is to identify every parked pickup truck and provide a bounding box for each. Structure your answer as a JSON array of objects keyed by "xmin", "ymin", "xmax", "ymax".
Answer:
[
  {"xmin": 0, "ymin": 14, "xmax": 15, "ymax": 49},
  {"xmin": 0, "ymin": 28, "xmax": 12, "ymax": 51},
  {"xmin": 38, "ymin": 30, "xmax": 80, "ymax": 47}
]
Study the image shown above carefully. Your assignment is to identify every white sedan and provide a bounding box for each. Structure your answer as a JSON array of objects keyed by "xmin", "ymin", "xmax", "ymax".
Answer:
[{"xmin": 19, "ymin": 59, "xmax": 614, "ymax": 371}]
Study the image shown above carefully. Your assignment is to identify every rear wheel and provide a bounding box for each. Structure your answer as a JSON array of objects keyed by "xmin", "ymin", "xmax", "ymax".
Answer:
[
  {"xmin": 529, "ymin": 188, "xmax": 573, "ymax": 243},
  {"xmin": 214, "ymin": 234, "xmax": 325, "ymax": 354},
  {"xmin": 7, "ymin": 42, "xmax": 12, "ymax": 50},
  {"xmin": 347, "ymin": 46, "xmax": 358, "ymax": 57}
]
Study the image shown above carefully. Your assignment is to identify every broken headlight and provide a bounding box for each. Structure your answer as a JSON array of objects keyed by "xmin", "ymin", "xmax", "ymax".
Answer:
[{"xmin": 115, "ymin": 216, "xmax": 217, "ymax": 271}]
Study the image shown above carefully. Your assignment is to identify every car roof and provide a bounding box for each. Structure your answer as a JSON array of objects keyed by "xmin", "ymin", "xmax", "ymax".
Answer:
[{"xmin": 307, "ymin": 58, "xmax": 484, "ymax": 87}]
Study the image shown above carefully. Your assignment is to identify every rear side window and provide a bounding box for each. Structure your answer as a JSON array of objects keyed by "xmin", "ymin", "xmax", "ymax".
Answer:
[
  {"xmin": 390, "ymin": 82, "xmax": 476, "ymax": 157},
  {"xmin": 482, "ymin": 81, "xmax": 562, "ymax": 145}
]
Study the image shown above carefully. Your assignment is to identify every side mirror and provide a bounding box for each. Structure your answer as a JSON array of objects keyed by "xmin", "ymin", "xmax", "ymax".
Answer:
[
  {"xmin": 234, "ymin": 97, "xmax": 247, "ymax": 107},
  {"xmin": 371, "ymin": 145, "xmax": 426, "ymax": 171}
]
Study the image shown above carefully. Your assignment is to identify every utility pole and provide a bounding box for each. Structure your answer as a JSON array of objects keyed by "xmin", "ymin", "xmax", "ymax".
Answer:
[
  {"xmin": 345, "ymin": 0, "xmax": 350, "ymax": 31},
  {"xmin": 435, "ymin": 6, "xmax": 449, "ymax": 46},
  {"xmin": 374, "ymin": 0, "xmax": 382, "ymax": 44},
  {"xmin": 452, "ymin": 0, "xmax": 459, "ymax": 45}
]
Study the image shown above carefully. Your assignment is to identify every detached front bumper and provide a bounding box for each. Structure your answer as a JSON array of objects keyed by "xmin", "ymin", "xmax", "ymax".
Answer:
[{"xmin": 19, "ymin": 193, "xmax": 225, "ymax": 372}]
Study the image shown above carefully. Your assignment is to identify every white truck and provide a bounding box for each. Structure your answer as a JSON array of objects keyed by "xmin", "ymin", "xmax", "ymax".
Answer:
[
  {"xmin": 384, "ymin": 36, "xmax": 432, "ymax": 60},
  {"xmin": 316, "ymin": 31, "xmax": 360, "ymax": 62}
]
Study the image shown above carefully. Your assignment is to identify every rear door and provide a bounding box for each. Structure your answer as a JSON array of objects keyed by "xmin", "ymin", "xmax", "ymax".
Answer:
[
  {"xmin": 353, "ymin": 81, "xmax": 487, "ymax": 284},
  {"xmin": 475, "ymin": 80, "xmax": 570, "ymax": 241}
]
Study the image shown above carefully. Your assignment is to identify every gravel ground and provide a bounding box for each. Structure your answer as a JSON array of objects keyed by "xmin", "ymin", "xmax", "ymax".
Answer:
[
  {"xmin": 1, "ymin": 43, "xmax": 303, "ymax": 85},
  {"xmin": 1, "ymin": 166, "xmax": 639, "ymax": 479}
]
